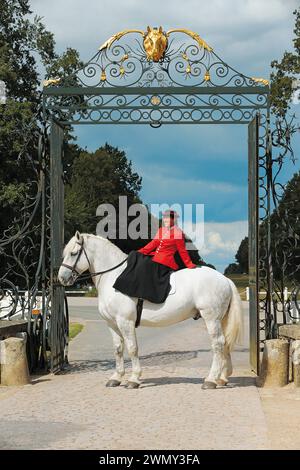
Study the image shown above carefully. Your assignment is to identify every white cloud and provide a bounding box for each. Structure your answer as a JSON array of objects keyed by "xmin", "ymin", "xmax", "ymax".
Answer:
[
  {"xmin": 182, "ymin": 219, "xmax": 247, "ymax": 253},
  {"xmin": 183, "ymin": 219, "xmax": 248, "ymax": 272}
]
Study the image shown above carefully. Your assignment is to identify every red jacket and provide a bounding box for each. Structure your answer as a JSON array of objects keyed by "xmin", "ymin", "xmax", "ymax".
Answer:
[{"xmin": 138, "ymin": 225, "xmax": 197, "ymax": 270}]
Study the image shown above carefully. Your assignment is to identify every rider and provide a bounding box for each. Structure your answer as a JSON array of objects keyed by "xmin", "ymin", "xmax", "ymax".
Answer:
[
  {"xmin": 113, "ymin": 209, "xmax": 198, "ymax": 323},
  {"xmin": 137, "ymin": 209, "xmax": 197, "ymax": 270}
]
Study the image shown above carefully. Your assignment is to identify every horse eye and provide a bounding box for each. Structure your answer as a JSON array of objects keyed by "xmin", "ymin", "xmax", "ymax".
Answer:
[{"xmin": 70, "ymin": 251, "xmax": 78, "ymax": 256}]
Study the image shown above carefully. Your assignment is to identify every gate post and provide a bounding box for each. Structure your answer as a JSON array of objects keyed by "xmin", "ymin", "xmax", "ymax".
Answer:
[
  {"xmin": 248, "ymin": 113, "xmax": 259, "ymax": 374},
  {"xmin": 49, "ymin": 119, "xmax": 66, "ymax": 372}
]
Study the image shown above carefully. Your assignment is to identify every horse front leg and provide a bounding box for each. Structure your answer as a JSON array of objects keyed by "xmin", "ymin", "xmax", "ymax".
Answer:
[
  {"xmin": 117, "ymin": 317, "xmax": 142, "ymax": 389},
  {"xmin": 202, "ymin": 318, "xmax": 226, "ymax": 390},
  {"xmin": 106, "ymin": 327, "xmax": 125, "ymax": 387}
]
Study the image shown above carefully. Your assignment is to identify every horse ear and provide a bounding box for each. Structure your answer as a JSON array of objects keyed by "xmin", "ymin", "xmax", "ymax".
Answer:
[
  {"xmin": 147, "ymin": 25, "xmax": 151, "ymax": 32},
  {"xmin": 75, "ymin": 230, "xmax": 81, "ymax": 241},
  {"xmin": 159, "ymin": 26, "xmax": 163, "ymax": 32}
]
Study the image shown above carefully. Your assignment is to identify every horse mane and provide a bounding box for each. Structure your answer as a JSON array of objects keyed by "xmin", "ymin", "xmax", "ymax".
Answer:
[{"xmin": 63, "ymin": 233, "xmax": 125, "ymax": 257}]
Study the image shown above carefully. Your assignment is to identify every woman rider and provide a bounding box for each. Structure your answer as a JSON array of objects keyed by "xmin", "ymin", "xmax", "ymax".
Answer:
[{"xmin": 113, "ymin": 209, "xmax": 197, "ymax": 306}]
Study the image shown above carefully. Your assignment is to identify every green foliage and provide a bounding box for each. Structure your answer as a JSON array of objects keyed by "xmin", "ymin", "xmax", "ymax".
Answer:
[
  {"xmin": 235, "ymin": 236, "xmax": 248, "ymax": 274},
  {"xmin": 0, "ymin": 0, "xmax": 82, "ymax": 232},
  {"xmin": 224, "ymin": 263, "xmax": 243, "ymax": 275},
  {"xmin": 64, "ymin": 143, "xmax": 143, "ymax": 246},
  {"xmin": 270, "ymin": 7, "xmax": 300, "ymax": 117},
  {"xmin": 269, "ymin": 170, "xmax": 300, "ymax": 282}
]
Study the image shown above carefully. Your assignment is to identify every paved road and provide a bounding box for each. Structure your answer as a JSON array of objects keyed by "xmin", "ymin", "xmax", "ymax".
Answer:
[
  {"xmin": 67, "ymin": 297, "xmax": 250, "ymax": 369},
  {"xmin": 0, "ymin": 297, "xmax": 272, "ymax": 450}
]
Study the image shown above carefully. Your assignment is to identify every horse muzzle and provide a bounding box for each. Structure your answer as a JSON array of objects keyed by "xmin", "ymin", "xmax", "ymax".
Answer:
[{"xmin": 58, "ymin": 267, "xmax": 78, "ymax": 286}]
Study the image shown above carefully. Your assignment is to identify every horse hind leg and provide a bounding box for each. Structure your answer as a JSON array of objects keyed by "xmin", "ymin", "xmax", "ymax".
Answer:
[
  {"xmin": 202, "ymin": 316, "xmax": 227, "ymax": 390},
  {"xmin": 217, "ymin": 344, "xmax": 232, "ymax": 386},
  {"xmin": 106, "ymin": 328, "xmax": 125, "ymax": 387}
]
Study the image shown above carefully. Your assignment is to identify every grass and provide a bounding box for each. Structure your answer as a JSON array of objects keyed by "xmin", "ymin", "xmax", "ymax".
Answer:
[{"xmin": 69, "ymin": 322, "xmax": 84, "ymax": 340}]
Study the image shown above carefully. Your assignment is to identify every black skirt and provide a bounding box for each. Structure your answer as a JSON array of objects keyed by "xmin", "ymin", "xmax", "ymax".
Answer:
[{"xmin": 112, "ymin": 250, "xmax": 174, "ymax": 303}]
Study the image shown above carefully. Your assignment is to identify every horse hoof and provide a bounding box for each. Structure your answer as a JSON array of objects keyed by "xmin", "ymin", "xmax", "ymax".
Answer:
[
  {"xmin": 202, "ymin": 381, "xmax": 217, "ymax": 390},
  {"xmin": 126, "ymin": 381, "xmax": 140, "ymax": 389},
  {"xmin": 217, "ymin": 379, "xmax": 228, "ymax": 386},
  {"xmin": 106, "ymin": 379, "xmax": 121, "ymax": 387}
]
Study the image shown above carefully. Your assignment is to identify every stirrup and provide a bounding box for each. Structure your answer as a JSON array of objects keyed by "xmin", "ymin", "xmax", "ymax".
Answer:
[{"xmin": 135, "ymin": 298, "xmax": 144, "ymax": 328}]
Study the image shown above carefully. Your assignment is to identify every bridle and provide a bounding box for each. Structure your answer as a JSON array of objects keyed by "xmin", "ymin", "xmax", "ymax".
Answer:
[{"xmin": 61, "ymin": 240, "xmax": 128, "ymax": 283}]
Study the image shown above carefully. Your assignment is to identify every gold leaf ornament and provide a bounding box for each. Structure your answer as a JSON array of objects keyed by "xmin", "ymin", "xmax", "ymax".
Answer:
[
  {"xmin": 43, "ymin": 78, "xmax": 61, "ymax": 87},
  {"xmin": 166, "ymin": 29, "xmax": 213, "ymax": 52},
  {"xmin": 251, "ymin": 77, "xmax": 269, "ymax": 86}
]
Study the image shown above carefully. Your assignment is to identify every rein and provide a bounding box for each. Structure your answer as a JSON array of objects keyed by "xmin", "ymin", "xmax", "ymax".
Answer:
[{"xmin": 61, "ymin": 240, "xmax": 128, "ymax": 282}]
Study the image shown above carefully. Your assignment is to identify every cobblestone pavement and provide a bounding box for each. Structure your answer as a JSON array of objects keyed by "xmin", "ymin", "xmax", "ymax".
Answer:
[{"xmin": 0, "ymin": 301, "xmax": 272, "ymax": 450}]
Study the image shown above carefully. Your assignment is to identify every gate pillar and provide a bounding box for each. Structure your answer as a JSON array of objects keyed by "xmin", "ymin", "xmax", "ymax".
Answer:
[
  {"xmin": 248, "ymin": 113, "xmax": 259, "ymax": 374},
  {"xmin": 49, "ymin": 119, "xmax": 66, "ymax": 372}
]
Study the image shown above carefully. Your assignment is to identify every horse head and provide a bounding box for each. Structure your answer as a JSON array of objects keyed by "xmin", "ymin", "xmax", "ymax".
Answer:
[
  {"xmin": 143, "ymin": 26, "xmax": 168, "ymax": 62},
  {"xmin": 58, "ymin": 231, "xmax": 90, "ymax": 286}
]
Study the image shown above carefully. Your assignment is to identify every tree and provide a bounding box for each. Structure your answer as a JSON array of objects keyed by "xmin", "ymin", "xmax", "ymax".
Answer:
[
  {"xmin": 224, "ymin": 263, "xmax": 243, "ymax": 275},
  {"xmin": 64, "ymin": 143, "xmax": 143, "ymax": 249},
  {"xmin": 269, "ymin": 170, "xmax": 300, "ymax": 283},
  {"xmin": 270, "ymin": 7, "xmax": 300, "ymax": 118},
  {"xmin": 235, "ymin": 236, "xmax": 249, "ymax": 274},
  {"xmin": 0, "ymin": 0, "xmax": 82, "ymax": 232}
]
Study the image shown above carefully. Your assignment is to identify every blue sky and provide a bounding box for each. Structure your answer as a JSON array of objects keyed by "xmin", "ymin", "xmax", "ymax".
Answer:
[{"xmin": 31, "ymin": 0, "xmax": 300, "ymax": 272}]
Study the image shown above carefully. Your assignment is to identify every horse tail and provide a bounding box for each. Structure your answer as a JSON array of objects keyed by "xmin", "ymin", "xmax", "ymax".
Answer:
[{"xmin": 222, "ymin": 278, "xmax": 244, "ymax": 352}]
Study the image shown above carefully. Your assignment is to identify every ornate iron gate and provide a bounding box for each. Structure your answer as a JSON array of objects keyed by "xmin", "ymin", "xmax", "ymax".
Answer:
[{"xmin": 1, "ymin": 27, "xmax": 275, "ymax": 373}]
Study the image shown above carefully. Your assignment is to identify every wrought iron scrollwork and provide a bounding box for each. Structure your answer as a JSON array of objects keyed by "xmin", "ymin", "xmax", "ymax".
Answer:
[
  {"xmin": 268, "ymin": 115, "xmax": 300, "ymax": 328},
  {"xmin": 43, "ymin": 28, "xmax": 269, "ymax": 127},
  {"xmin": 0, "ymin": 97, "xmax": 52, "ymax": 370}
]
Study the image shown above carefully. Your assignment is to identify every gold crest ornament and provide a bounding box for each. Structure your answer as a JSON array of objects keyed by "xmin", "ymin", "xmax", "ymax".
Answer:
[
  {"xmin": 143, "ymin": 26, "xmax": 168, "ymax": 62},
  {"xmin": 99, "ymin": 27, "xmax": 212, "ymax": 63}
]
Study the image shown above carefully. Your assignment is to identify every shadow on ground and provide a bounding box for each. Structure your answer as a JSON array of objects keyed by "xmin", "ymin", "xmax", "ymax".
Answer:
[
  {"xmin": 139, "ymin": 376, "xmax": 255, "ymax": 388},
  {"xmin": 58, "ymin": 348, "xmax": 252, "ymax": 388},
  {"xmin": 60, "ymin": 349, "xmax": 214, "ymax": 374}
]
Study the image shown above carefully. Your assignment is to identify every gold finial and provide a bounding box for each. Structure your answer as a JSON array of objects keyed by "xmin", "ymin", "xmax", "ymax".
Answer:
[
  {"xmin": 186, "ymin": 65, "xmax": 191, "ymax": 74},
  {"xmin": 43, "ymin": 78, "xmax": 61, "ymax": 87},
  {"xmin": 100, "ymin": 69, "xmax": 106, "ymax": 81},
  {"xmin": 120, "ymin": 66, "xmax": 125, "ymax": 75},
  {"xmin": 251, "ymin": 77, "xmax": 269, "ymax": 86},
  {"xmin": 204, "ymin": 70, "xmax": 210, "ymax": 82}
]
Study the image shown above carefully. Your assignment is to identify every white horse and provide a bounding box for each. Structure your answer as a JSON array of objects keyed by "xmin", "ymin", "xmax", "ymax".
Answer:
[{"xmin": 58, "ymin": 232, "xmax": 244, "ymax": 389}]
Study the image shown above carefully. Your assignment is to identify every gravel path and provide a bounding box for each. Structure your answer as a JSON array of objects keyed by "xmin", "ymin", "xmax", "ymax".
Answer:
[{"xmin": 0, "ymin": 301, "xmax": 272, "ymax": 450}]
